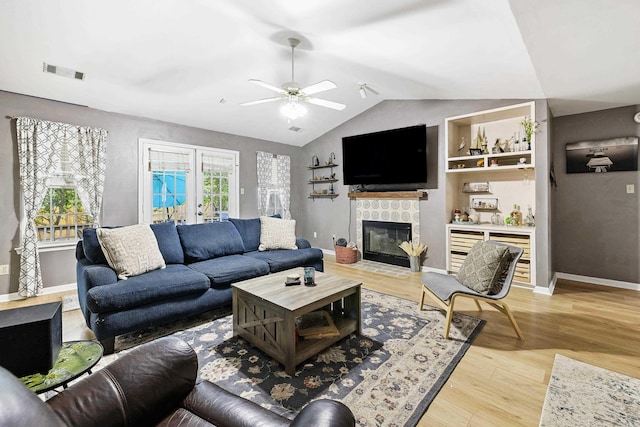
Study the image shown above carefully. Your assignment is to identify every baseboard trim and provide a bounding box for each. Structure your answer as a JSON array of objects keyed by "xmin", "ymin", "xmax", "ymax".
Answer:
[
  {"xmin": 0, "ymin": 283, "xmax": 77, "ymax": 303},
  {"xmin": 534, "ymin": 275, "xmax": 556, "ymax": 296},
  {"xmin": 553, "ymin": 272, "xmax": 640, "ymax": 292}
]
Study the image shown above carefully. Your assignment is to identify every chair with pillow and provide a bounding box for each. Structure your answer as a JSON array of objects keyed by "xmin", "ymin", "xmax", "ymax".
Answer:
[{"xmin": 419, "ymin": 240, "xmax": 524, "ymax": 339}]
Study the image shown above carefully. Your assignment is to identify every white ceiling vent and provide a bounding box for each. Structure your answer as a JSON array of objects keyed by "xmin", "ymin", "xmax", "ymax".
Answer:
[
  {"xmin": 288, "ymin": 126, "xmax": 302, "ymax": 133},
  {"xmin": 43, "ymin": 62, "xmax": 85, "ymax": 80}
]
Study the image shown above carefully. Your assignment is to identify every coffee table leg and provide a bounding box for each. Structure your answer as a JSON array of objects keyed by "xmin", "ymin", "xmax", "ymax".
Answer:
[{"xmin": 283, "ymin": 312, "xmax": 297, "ymax": 376}]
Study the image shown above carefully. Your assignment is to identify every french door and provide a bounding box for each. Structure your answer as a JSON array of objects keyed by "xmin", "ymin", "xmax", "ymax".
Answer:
[{"xmin": 139, "ymin": 138, "xmax": 239, "ymax": 224}]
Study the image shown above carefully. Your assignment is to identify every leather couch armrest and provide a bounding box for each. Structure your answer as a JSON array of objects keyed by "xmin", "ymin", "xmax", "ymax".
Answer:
[
  {"xmin": 181, "ymin": 380, "xmax": 290, "ymax": 427},
  {"xmin": 290, "ymin": 399, "xmax": 356, "ymax": 427},
  {"xmin": 47, "ymin": 337, "xmax": 197, "ymax": 427}
]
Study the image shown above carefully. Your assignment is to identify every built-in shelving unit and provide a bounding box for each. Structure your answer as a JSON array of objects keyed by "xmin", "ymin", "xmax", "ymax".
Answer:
[
  {"xmin": 445, "ymin": 102, "xmax": 537, "ymax": 287},
  {"xmin": 308, "ymin": 163, "xmax": 339, "ymax": 200}
]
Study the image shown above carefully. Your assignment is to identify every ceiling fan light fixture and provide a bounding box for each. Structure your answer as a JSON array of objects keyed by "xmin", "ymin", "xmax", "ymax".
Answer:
[{"xmin": 281, "ymin": 100, "xmax": 307, "ymax": 120}]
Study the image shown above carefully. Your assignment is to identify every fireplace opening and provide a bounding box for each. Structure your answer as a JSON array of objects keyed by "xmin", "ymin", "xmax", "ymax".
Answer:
[{"xmin": 362, "ymin": 220, "xmax": 411, "ymax": 267}]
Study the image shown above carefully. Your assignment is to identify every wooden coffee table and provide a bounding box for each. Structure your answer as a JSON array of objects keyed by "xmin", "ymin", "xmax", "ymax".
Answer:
[{"xmin": 232, "ymin": 268, "xmax": 361, "ymax": 375}]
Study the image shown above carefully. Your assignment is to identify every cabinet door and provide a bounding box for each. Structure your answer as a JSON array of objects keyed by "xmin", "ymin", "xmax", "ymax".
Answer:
[
  {"xmin": 448, "ymin": 230, "xmax": 484, "ymax": 273},
  {"xmin": 489, "ymin": 233, "xmax": 531, "ymax": 284}
]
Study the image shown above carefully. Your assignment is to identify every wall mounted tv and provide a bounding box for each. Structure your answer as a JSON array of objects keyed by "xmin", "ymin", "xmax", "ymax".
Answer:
[{"xmin": 342, "ymin": 124, "xmax": 427, "ymax": 189}]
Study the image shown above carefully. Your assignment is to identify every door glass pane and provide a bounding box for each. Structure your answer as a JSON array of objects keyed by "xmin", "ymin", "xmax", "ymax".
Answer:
[
  {"xmin": 152, "ymin": 170, "xmax": 187, "ymax": 223},
  {"xmin": 202, "ymin": 170, "xmax": 230, "ymax": 222}
]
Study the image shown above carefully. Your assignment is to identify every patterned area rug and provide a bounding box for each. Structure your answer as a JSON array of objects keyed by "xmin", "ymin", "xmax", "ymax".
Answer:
[
  {"xmin": 100, "ymin": 289, "xmax": 483, "ymax": 426},
  {"xmin": 539, "ymin": 354, "xmax": 640, "ymax": 426},
  {"xmin": 342, "ymin": 259, "xmax": 415, "ymax": 278}
]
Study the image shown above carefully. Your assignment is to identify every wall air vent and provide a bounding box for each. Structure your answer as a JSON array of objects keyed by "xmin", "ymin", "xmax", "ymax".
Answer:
[
  {"xmin": 288, "ymin": 126, "xmax": 302, "ymax": 132},
  {"xmin": 43, "ymin": 62, "xmax": 85, "ymax": 80}
]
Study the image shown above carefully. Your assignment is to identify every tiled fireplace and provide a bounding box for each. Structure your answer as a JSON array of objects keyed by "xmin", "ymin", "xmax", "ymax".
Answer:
[{"xmin": 355, "ymin": 198, "xmax": 421, "ymax": 267}]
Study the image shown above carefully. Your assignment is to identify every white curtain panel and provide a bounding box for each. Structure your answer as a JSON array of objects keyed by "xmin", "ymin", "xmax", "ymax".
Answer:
[
  {"xmin": 256, "ymin": 151, "xmax": 273, "ymax": 216},
  {"xmin": 16, "ymin": 117, "xmax": 108, "ymax": 297},
  {"xmin": 275, "ymin": 154, "xmax": 291, "ymax": 219}
]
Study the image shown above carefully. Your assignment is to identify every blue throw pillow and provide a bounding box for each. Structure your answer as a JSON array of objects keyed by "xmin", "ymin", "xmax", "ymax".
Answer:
[
  {"xmin": 82, "ymin": 227, "xmax": 117, "ymax": 264},
  {"xmin": 177, "ymin": 222, "xmax": 246, "ymax": 262},
  {"xmin": 150, "ymin": 222, "xmax": 184, "ymax": 264}
]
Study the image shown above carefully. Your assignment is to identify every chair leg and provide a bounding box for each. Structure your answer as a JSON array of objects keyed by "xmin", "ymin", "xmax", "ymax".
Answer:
[
  {"xmin": 474, "ymin": 299, "xmax": 482, "ymax": 311},
  {"xmin": 419, "ymin": 288, "xmax": 426, "ymax": 310},
  {"xmin": 443, "ymin": 295, "xmax": 458, "ymax": 339},
  {"xmin": 501, "ymin": 302, "xmax": 523, "ymax": 340}
]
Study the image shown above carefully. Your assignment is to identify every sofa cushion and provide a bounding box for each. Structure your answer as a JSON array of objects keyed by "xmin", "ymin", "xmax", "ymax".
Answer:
[
  {"xmin": 82, "ymin": 227, "xmax": 118, "ymax": 265},
  {"xmin": 85, "ymin": 265, "xmax": 210, "ymax": 313},
  {"xmin": 187, "ymin": 255, "xmax": 270, "ymax": 288},
  {"xmin": 244, "ymin": 248, "xmax": 324, "ymax": 273},
  {"xmin": 228, "ymin": 218, "xmax": 261, "ymax": 252},
  {"xmin": 456, "ymin": 241, "xmax": 511, "ymax": 294},
  {"xmin": 258, "ymin": 216, "xmax": 297, "ymax": 251},
  {"xmin": 150, "ymin": 222, "xmax": 184, "ymax": 264},
  {"xmin": 97, "ymin": 224, "xmax": 166, "ymax": 280},
  {"xmin": 177, "ymin": 222, "xmax": 246, "ymax": 263}
]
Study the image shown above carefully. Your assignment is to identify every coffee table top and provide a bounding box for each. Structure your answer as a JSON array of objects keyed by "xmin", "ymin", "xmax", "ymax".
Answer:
[
  {"xmin": 232, "ymin": 268, "xmax": 361, "ymax": 311},
  {"xmin": 20, "ymin": 340, "xmax": 103, "ymax": 394}
]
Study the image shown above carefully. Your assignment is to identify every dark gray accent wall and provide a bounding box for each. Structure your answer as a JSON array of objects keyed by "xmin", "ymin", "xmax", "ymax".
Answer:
[
  {"xmin": 552, "ymin": 105, "xmax": 640, "ymax": 283},
  {"xmin": 0, "ymin": 90, "xmax": 303, "ymax": 295},
  {"xmin": 301, "ymin": 99, "xmax": 551, "ymax": 279}
]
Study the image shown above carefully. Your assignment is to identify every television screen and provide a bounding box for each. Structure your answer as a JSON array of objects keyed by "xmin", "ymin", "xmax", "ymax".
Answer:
[{"xmin": 342, "ymin": 124, "xmax": 427, "ymax": 187}]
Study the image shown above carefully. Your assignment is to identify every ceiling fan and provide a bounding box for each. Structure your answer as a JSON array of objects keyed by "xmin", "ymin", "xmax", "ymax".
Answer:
[{"xmin": 241, "ymin": 38, "xmax": 346, "ymax": 119}]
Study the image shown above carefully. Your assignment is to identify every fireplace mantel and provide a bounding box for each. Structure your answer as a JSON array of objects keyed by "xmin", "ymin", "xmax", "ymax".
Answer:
[{"xmin": 348, "ymin": 191, "xmax": 427, "ymax": 199}]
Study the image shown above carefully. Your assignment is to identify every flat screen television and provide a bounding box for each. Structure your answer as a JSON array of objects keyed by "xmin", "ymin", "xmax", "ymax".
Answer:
[{"xmin": 342, "ymin": 124, "xmax": 427, "ymax": 188}]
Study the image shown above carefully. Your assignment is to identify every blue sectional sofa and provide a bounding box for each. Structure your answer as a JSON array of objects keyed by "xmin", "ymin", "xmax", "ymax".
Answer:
[{"xmin": 75, "ymin": 217, "xmax": 323, "ymax": 353}]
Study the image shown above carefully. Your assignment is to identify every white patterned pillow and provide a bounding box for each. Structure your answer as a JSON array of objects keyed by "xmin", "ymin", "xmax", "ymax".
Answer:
[
  {"xmin": 258, "ymin": 216, "xmax": 298, "ymax": 251},
  {"xmin": 97, "ymin": 224, "xmax": 166, "ymax": 280}
]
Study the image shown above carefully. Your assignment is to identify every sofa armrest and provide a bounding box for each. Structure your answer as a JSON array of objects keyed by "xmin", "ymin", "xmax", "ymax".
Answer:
[
  {"xmin": 290, "ymin": 400, "xmax": 356, "ymax": 427},
  {"xmin": 46, "ymin": 337, "xmax": 198, "ymax": 427},
  {"xmin": 296, "ymin": 237, "xmax": 311, "ymax": 249},
  {"xmin": 76, "ymin": 258, "xmax": 118, "ymax": 320},
  {"xmin": 181, "ymin": 381, "xmax": 290, "ymax": 427}
]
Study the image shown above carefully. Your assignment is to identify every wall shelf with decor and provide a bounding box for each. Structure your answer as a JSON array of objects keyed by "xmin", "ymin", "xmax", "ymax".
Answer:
[
  {"xmin": 308, "ymin": 162, "xmax": 339, "ymax": 200},
  {"xmin": 445, "ymin": 102, "xmax": 537, "ymax": 287}
]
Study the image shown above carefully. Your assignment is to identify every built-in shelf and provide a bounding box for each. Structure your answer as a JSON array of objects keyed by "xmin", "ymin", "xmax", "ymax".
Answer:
[
  {"xmin": 348, "ymin": 191, "xmax": 427, "ymax": 199},
  {"xmin": 308, "ymin": 194, "xmax": 339, "ymax": 199}
]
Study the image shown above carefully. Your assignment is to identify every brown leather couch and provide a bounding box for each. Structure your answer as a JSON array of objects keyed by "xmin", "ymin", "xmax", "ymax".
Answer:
[{"xmin": 0, "ymin": 336, "xmax": 355, "ymax": 427}]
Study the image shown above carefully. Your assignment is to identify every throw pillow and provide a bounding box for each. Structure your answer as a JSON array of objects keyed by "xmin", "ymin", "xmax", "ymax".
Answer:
[
  {"xmin": 97, "ymin": 224, "xmax": 166, "ymax": 280},
  {"xmin": 258, "ymin": 216, "xmax": 298, "ymax": 251},
  {"xmin": 456, "ymin": 241, "xmax": 511, "ymax": 295}
]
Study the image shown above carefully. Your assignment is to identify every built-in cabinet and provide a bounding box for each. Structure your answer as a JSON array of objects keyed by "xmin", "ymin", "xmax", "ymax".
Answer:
[
  {"xmin": 445, "ymin": 102, "xmax": 536, "ymax": 286},
  {"xmin": 308, "ymin": 163, "xmax": 339, "ymax": 200}
]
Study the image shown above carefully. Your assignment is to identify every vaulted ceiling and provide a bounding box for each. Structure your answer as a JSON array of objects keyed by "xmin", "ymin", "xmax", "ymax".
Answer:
[{"xmin": 1, "ymin": 0, "xmax": 638, "ymax": 146}]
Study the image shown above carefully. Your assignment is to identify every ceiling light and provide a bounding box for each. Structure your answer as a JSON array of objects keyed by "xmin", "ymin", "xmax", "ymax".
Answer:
[{"xmin": 280, "ymin": 99, "xmax": 307, "ymax": 120}]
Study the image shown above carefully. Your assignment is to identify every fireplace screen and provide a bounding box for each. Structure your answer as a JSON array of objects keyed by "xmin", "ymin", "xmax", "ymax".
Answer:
[{"xmin": 362, "ymin": 220, "xmax": 412, "ymax": 267}]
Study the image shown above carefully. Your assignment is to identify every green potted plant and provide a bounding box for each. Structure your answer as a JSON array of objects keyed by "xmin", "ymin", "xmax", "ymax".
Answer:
[{"xmin": 520, "ymin": 116, "xmax": 539, "ymax": 145}]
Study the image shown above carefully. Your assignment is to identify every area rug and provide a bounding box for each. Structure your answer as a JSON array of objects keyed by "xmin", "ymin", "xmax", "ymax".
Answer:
[
  {"xmin": 100, "ymin": 289, "xmax": 484, "ymax": 426},
  {"xmin": 342, "ymin": 259, "xmax": 414, "ymax": 278},
  {"xmin": 539, "ymin": 354, "xmax": 640, "ymax": 426}
]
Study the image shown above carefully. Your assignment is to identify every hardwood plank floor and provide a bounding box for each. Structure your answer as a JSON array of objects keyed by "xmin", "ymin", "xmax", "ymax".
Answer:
[{"xmin": 3, "ymin": 255, "xmax": 640, "ymax": 426}]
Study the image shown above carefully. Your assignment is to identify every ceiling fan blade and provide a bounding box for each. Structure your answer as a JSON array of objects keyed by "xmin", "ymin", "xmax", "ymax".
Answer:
[
  {"xmin": 306, "ymin": 97, "xmax": 346, "ymax": 111},
  {"xmin": 300, "ymin": 80, "xmax": 337, "ymax": 96},
  {"xmin": 248, "ymin": 79, "xmax": 286, "ymax": 95},
  {"xmin": 240, "ymin": 96, "xmax": 283, "ymax": 106}
]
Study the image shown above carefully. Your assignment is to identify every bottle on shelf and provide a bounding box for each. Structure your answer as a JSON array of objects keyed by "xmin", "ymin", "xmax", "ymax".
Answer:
[
  {"xmin": 525, "ymin": 205, "xmax": 535, "ymax": 227},
  {"xmin": 510, "ymin": 204, "xmax": 522, "ymax": 226}
]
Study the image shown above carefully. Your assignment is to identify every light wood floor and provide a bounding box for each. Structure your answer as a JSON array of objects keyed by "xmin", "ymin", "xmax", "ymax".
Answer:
[{"xmin": 3, "ymin": 256, "xmax": 640, "ymax": 426}]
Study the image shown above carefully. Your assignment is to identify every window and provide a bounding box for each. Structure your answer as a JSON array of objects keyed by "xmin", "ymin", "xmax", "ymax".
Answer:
[{"xmin": 35, "ymin": 187, "xmax": 93, "ymax": 243}]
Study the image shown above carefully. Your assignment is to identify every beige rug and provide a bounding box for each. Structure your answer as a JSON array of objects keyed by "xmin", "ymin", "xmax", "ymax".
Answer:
[{"xmin": 539, "ymin": 354, "xmax": 640, "ymax": 426}]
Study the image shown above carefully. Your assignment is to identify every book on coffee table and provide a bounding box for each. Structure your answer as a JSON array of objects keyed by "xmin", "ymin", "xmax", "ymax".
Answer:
[{"xmin": 296, "ymin": 311, "xmax": 340, "ymax": 339}]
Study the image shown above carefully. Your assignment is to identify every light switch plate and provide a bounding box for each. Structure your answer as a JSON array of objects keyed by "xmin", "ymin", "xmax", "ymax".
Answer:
[
  {"xmin": 626, "ymin": 184, "xmax": 635, "ymax": 194},
  {"xmin": 0, "ymin": 265, "xmax": 8, "ymax": 275}
]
